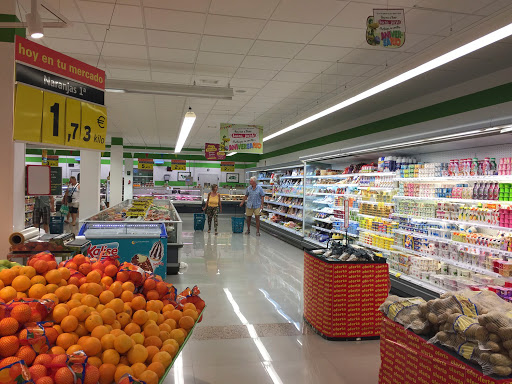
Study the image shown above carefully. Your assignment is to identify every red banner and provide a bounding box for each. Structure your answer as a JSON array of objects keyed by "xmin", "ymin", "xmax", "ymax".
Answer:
[
  {"xmin": 204, "ymin": 143, "xmax": 226, "ymax": 160},
  {"xmin": 15, "ymin": 36, "xmax": 105, "ymax": 90}
]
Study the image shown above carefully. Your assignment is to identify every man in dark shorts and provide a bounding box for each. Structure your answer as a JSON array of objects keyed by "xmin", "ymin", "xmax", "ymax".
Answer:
[{"xmin": 33, "ymin": 195, "xmax": 54, "ymax": 233}]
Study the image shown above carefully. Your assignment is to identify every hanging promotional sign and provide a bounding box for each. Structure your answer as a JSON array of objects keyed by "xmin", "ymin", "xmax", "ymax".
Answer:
[
  {"xmin": 171, "ymin": 159, "xmax": 187, "ymax": 171},
  {"xmin": 204, "ymin": 143, "xmax": 226, "ymax": 160},
  {"xmin": 138, "ymin": 158, "xmax": 154, "ymax": 170},
  {"xmin": 13, "ymin": 36, "xmax": 107, "ymax": 150},
  {"xmin": 220, "ymin": 162, "xmax": 235, "ymax": 172},
  {"xmin": 43, "ymin": 155, "xmax": 59, "ymax": 167},
  {"xmin": 366, "ymin": 9, "xmax": 405, "ymax": 48},
  {"xmin": 220, "ymin": 124, "xmax": 263, "ymax": 154}
]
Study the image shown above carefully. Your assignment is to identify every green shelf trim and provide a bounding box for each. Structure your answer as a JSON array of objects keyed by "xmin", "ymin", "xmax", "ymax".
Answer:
[
  {"xmin": 111, "ymin": 137, "xmax": 123, "ymax": 146},
  {"xmin": 0, "ymin": 14, "xmax": 25, "ymax": 42}
]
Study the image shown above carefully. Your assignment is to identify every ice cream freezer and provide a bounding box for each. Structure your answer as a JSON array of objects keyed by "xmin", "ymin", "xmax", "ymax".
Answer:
[{"xmin": 79, "ymin": 199, "xmax": 183, "ymax": 277}]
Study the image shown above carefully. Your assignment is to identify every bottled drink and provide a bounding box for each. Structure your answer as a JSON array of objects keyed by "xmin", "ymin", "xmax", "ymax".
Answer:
[
  {"xmin": 472, "ymin": 183, "xmax": 479, "ymax": 199},
  {"xmin": 490, "ymin": 158, "xmax": 497, "ymax": 175},
  {"xmin": 478, "ymin": 183, "xmax": 485, "ymax": 200}
]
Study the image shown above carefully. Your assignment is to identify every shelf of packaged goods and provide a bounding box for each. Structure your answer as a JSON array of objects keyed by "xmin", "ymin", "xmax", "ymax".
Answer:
[
  {"xmin": 358, "ymin": 186, "xmax": 395, "ymax": 191},
  {"xmin": 265, "ymin": 200, "xmax": 303, "ymax": 209},
  {"xmin": 393, "ymin": 195, "xmax": 511, "ymax": 205},
  {"xmin": 358, "ymin": 228, "xmax": 394, "ymax": 238},
  {"xmin": 258, "ymin": 178, "xmax": 271, "ymax": 181},
  {"xmin": 312, "ymin": 208, "xmax": 334, "ymax": 214},
  {"xmin": 395, "ymin": 175, "xmax": 512, "ymax": 182},
  {"xmin": 312, "ymin": 225, "xmax": 332, "ymax": 233},
  {"xmin": 393, "ymin": 229, "xmax": 512, "ymax": 258},
  {"xmin": 356, "ymin": 241, "xmax": 391, "ymax": 255},
  {"xmin": 275, "ymin": 193, "xmax": 303, "ymax": 198},
  {"xmin": 358, "ymin": 200, "xmax": 395, "ymax": 206},
  {"xmin": 305, "ymin": 238, "xmax": 328, "ymax": 248},
  {"xmin": 260, "ymin": 184, "xmax": 273, "ymax": 188},
  {"xmin": 313, "ymin": 217, "xmax": 336, "ymax": 224},
  {"xmin": 308, "ymin": 184, "xmax": 359, "ymax": 188},
  {"xmin": 388, "ymin": 268, "xmax": 447, "ymax": 295},
  {"xmin": 392, "ymin": 245, "xmax": 503, "ymax": 278},
  {"xmin": 280, "ymin": 175, "xmax": 303, "ymax": 180},
  {"xmin": 357, "ymin": 213, "xmax": 395, "ymax": 222},
  {"xmin": 312, "ymin": 200, "xmax": 335, "ymax": 205},
  {"xmin": 308, "ymin": 193, "xmax": 361, "ymax": 199},
  {"xmin": 311, "ymin": 226, "xmax": 358, "ymax": 237},
  {"xmin": 261, "ymin": 219, "xmax": 303, "ymax": 234},
  {"xmin": 306, "ymin": 172, "xmax": 396, "ymax": 179},
  {"xmin": 391, "ymin": 212, "xmax": 512, "ymax": 232},
  {"xmin": 262, "ymin": 208, "xmax": 302, "ymax": 221}
]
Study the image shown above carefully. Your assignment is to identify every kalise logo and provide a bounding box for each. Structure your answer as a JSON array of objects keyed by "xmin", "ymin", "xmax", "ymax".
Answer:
[{"xmin": 87, "ymin": 242, "xmax": 119, "ymax": 257}]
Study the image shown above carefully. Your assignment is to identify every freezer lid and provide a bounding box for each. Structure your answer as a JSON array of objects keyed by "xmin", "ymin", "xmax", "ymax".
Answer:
[{"xmin": 79, "ymin": 222, "xmax": 167, "ymax": 238}]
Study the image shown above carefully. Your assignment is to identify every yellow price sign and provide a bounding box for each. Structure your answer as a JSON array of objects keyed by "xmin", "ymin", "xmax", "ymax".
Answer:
[
  {"xmin": 42, "ymin": 91, "xmax": 66, "ymax": 145},
  {"xmin": 65, "ymin": 98, "xmax": 82, "ymax": 147},
  {"xmin": 81, "ymin": 102, "xmax": 107, "ymax": 150},
  {"xmin": 13, "ymin": 84, "xmax": 43, "ymax": 142},
  {"xmin": 171, "ymin": 160, "xmax": 186, "ymax": 170},
  {"xmin": 220, "ymin": 162, "xmax": 235, "ymax": 172},
  {"xmin": 138, "ymin": 162, "xmax": 153, "ymax": 170}
]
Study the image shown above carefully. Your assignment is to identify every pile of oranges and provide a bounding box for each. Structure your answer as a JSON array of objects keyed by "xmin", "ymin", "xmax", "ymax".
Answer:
[{"xmin": 0, "ymin": 252, "xmax": 205, "ymax": 384}]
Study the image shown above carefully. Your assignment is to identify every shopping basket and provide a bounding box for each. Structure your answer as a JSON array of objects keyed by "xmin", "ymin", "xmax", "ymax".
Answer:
[
  {"xmin": 194, "ymin": 213, "xmax": 205, "ymax": 231},
  {"xmin": 50, "ymin": 215, "xmax": 65, "ymax": 234},
  {"xmin": 231, "ymin": 217, "xmax": 245, "ymax": 233}
]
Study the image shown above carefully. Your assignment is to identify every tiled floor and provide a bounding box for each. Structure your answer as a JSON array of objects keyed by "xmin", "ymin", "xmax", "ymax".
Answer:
[{"xmin": 164, "ymin": 214, "xmax": 381, "ymax": 384}]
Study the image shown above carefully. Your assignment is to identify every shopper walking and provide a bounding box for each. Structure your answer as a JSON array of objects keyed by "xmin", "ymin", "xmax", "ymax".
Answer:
[
  {"xmin": 64, "ymin": 176, "xmax": 80, "ymax": 226},
  {"xmin": 33, "ymin": 195, "xmax": 54, "ymax": 233},
  {"xmin": 240, "ymin": 176, "xmax": 265, "ymax": 236},
  {"xmin": 203, "ymin": 184, "xmax": 222, "ymax": 235}
]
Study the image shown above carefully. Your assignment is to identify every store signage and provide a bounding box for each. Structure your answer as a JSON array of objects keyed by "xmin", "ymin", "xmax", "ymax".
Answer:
[
  {"xmin": 204, "ymin": 143, "xmax": 226, "ymax": 160},
  {"xmin": 220, "ymin": 161, "xmax": 235, "ymax": 172},
  {"xmin": 220, "ymin": 124, "xmax": 263, "ymax": 154},
  {"xmin": 13, "ymin": 36, "xmax": 107, "ymax": 150},
  {"xmin": 171, "ymin": 159, "xmax": 186, "ymax": 171},
  {"xmin": 50, "ymin": 166, "xmax": 62, "ymax": 196},
  {"xmin": 366, "ymin": 9, "xmax": 405, "ymax": 48},
  {"xmin": 138, "ymin": 158, "xmax": 154, "ymax": 170},
  {"xmin": 43, "ymin": 155, "xmax": 59, "ymax": 167}
]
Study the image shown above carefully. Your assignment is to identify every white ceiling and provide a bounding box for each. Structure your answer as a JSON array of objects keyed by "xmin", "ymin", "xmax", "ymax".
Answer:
[{"xmin": 15, "ymin": 0, "xmax": 512, "ymax": 148}]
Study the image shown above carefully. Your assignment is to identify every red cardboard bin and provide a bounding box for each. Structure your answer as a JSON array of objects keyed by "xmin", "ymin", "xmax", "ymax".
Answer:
[
  {"xmin": 379, "ymin": 317, "xmax": 512, "ymax": 384},
  {"xmin": 303, "ymin": 251, "xmax": 389, "ymax": 340}
]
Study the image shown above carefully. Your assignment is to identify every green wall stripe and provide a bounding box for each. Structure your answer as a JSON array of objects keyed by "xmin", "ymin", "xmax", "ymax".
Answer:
[
  {"xmin": 261, "ymin": 81, "xmax": 512, "ymax": 160},
  {"xmin": 111, "ymin": 137, "xmax": 123, "ymax": 146},
  {"xmin": 0, "ymin": 14, "xmax": 25, "ymax": 43}
]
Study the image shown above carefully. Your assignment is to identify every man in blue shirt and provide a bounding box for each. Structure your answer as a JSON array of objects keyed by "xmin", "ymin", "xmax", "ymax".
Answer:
[{"xmin": 240, "ymin": 176, "xmax": 265, "ymax": 236}]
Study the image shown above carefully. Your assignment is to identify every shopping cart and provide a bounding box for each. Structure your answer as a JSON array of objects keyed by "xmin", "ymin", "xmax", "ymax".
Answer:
[
  {"xmin": 50, "ymin": 214, "xmax": 65, "ymax": 234},
  {"xmin": 194, "ymin": 213, "xmax": 205, "ymax": 231}
]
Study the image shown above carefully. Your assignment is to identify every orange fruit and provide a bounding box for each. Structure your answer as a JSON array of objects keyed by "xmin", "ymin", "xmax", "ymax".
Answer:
[
  {"xmin": 102, "ymin": 349, "xmax": 120, "ymax": 365},
  {"xmin": 111, "ymin": 320, "xmax": 122, "ymax": 330},
  {"xmin": 132, "ymin": 310, "xmax": 148, "ymax": 325},
  {"xmin": 130, "ymin": 362, "xmax": 146, "ymax": 378},
  {"xmin": 58, "ymin": 267, "xmax": 70, "ymax": 281},
  {"xmin": 114, "ymin": 334, "xmax": 132, "ymax": 354},
  {"xmin": 159, "ymin": 331, "xmax": 170, "ymax": 342},
  {"xmin": 101, "ymin": 276, "xmax": 113, "ymax": 287},
  {"xmin": 114, "ymin": 366, "xmax": 133, "ymax": 384},
  {"xmin": 119, "ymin": 356, "xmax": 129, "ymax": 366},
  {"xmin": 84, "ymin": 365, "xmax": 99, "ymax": 384},
  {"xmin": 0, "ymin": 269, "xmax": 16, "ymax": 285},
  {"xmin": 45, "ymin": 270, "xmax": 62, "ymax": 284},
  {"xmin": 61, "ymin": 316, "xmax": 78, "ymax": 333},
  {"xmin": 0, "ymin": 335, "xmax": 19, "ymax": 357},
  {"xmin": 67, "ymin": 284, "xmax": 79, "ymax": 295},
  {"xmin": 79, "ymin": 263, "xmax": 91, "ymax": 276},
  {"xmin": 33, "ymin": 260, "xmax": 48, "ymax": 275},
  {"xmin": 45, "ymin": 328, "xmax": 59, "ymax": 344},
  {"xmin": 75, "ymin": 323, "xmax": 87, "ymax": 337},
  {"xmin": 124, "ymin": 323, "xmax": 141, "ymax": 336},
  {"xmin": 161, "ymin": 344, "xmax": 176, "ymax": 357},
  {"xmin": 16, "ymin": 292, "xmax": 27, "ymax": 299},
  {"xmin": 66, "ymin": 299, "xmax": 81, "ymax": 310},
  {"xmin": 81, "ymin": 294, "xmax": 99, "ymax": 308},
  {"xmin": 183, "ymin": 309, "xmax": 198, "ymax": 321},
  {"xmin": 101, "ymin": 334, "xmax": 116, "ymax": 350},
  {"xmin": 100, "ymin": 308, "xmax": 116, "ymax": 325},
  {"xmin": 127, "ymin": 344, "xmax": 148, "ymax": 365},
  {"xmin": 109, "ymin": 282, "xmax": 122, "ymax": 297},
  {"xmin": 121, "ymin": 282, "xmax": 135, "ymax": 292},
  {"xmin": 20, "ymin": 266, "xmax": 36, "ymax": 279},
  {"xmin": 42, "ymin": 293, "xmax": 59, "ymax": 304},
  {"xmin": 36, "ymin": 377, "xmax": 54, "ymax": 384},
  {"xmin": 91, "ymin": 325, "xmax": 109, "ymax": 340},
  {"xmin": 164, "ymin": 319, "xmax": 177, "ymax": 330},
  {"xmin": 123, "ymin": 304, "xmax": 132, "ymax": 317},
  {"xmin": 158, "ymin": 323, "xmax": 171, "ymax": 333},
  {"xmin": 87, "ymin": 356, "xmax": 102, "ymax": 368},
  {"xmin": 55, "ymin": 287, "xmax": 71, "ymax": 302},
  {"xmin": 163, "ymin": 339, "xmax": 179, "ymax": 351},
  {"xmin": 99, "ymin": 291, "xmax": 114, "ymax": 305},
  {"xmin": 120, "ymin": 290, "xmax": 134, "ymax": 303},
  {"xmin": 53, "ymin": 325, "xmax": 63, "ymax": 335},
  {"xmin": 66, "ymin": 344, "xmax": 82, "ymax": 355},
  {"xmin": 0, "ymin": 318, "xmax": 19, "ymax": 336},
  {"xmin": 179, "ymin": 316, "xmax": 195, "ymax": 330},
  {"xmin": 147, "ymin": 311, "xmax": 158, "ymax": 323},
  {"xmin": 170, "ymin": 329, "xmax": 185, "ymax": 345},
  {"xmin": 143, "ymin": 336, "xmax": 162, "ymax": 349},
  {"xmin": 130, "ymin": 333, "xmax": 144, "ymax": 345},
  {"xmin": 147, "ymin": 362, "xmax": 164, "ymax": 378},
  {"xmin": 131, "ymin": 296, "xmax": 146, "ymax": 311},
  {"xmin": 11, "ymin": 304, "xmax": 31, "ymax": 324},
  {"xmin": 86, "ymin": 271, "xmax": 101, "ymax": 284},
  {"xmin": 157, "ymin": 314, "xmax": 165, "ymax": 325},
  {"xmin": 145, "ymin": 290, "xmax": 159, "ymax": 301},
  {"xmin": 0, "ymin": 287, "xmax": 17, "ymax": 302},
  {"xmin": 106, "ymin": 298, "xmax": 124, "ymax": 314},
  {"xmin": 138, "ymin": 370, "xmax": 158, "ymax": 384},
  {"xmin": 11, "ymin": 275, "xmax": 31, "ymax": 292},
  {"xmin": 145, "ymin": 346, "xmax": 159, "ymax": 364},
  {"xmin": 31, "ymin": 275, "xmax": 46, "ymax": 285},
  {"xmin": 182, "ymin": 303, "xmax": 196, "ymax": 312},
  {"xmin": 52, "ymin": 354, "xmax": 68, "ymax": 366},
  {"xmin": 116, "ymin": 313, "xmax": 130, "ymax": 328},
  {"xmin": 146, "ymin": 300, "xmax": 163, "ymax": 313},
  {"xmin": 82, "ymin": 337, "xmax": 102, "ymax": 357},
  {"xmin": 162, "ymin": 304, "xmax": 174, "ymax": 313},
  {"xmin": 16, "ymin": 345, "xmax": 36, "ymax": 365},
  {"xmin": 50, "ymin": 346, "xmax": 66, "ymax": 355},
  {"xmin": 85, "ymin": 314, "xmax": 103, "ymax": 332},
  {"xmin": 46, "ymin": 284, "xmax": 59, "ymax": 294},
  {"xmin": 152, "ymin": 351, "xmax": 172, "ymax": 368},
  {"xmin": 168, "ymin": 310, "xmax": 183, "ymax": 323},
  {"xmin": 111, "ymin": 329, "xmax": 125, "ymax": 337},
  {"xmin": 56, "ymin": 333, "xmax": 75, "ymax": 350},
  {"xmin": 143, "ymin": 323, "xmax": 160, "ymax": 338},
  {"xmin": 28, "ymin": 284, "xmax": 47, "ymax": 299},
  {"xmin": 54, "ymin": 366, "xmax": 74, "ymax": 384},
  {"xmin": 53, "ymin": 305, "xmax": 69, "ymax": 323},
  {"xmin": 29, "ymin": 365, "xmax": 48, "ymax": 382},
  {"xmin": 96, "ymin": 304, "xmax": 105, "ymax": 313},
  {"xmin": 34, "ymin": 354, "xmax": 52, "ymax": 366},
  {"xmin": 99, "ymin": 364, "xmax": 116, "ymax": 384}
]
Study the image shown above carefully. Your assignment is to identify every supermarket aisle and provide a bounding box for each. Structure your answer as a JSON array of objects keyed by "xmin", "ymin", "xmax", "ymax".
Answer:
[{"xmin": 165, "ymin": 214, "xmax": 381, "ymax": 384}]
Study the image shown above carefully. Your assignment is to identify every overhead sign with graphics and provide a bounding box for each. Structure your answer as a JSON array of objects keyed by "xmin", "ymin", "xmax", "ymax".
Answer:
[
  {"xmin": 220, "ymin": 162, "xmax": 235, "ymax": 172},
  {"xmin": 171, "ymin": 159, "xmax": 187, "ymax": 171},
  {"xmin": 138, "ymin": 158, "xmax": 154, "ymax": 170},
  {"xmin": 13, "ymin": 36, "xmax": 107, "ymax": 150},
  {"xmin": 220, "ymin": 124, "xmax": 263, "ymax": 154},
  {"xmin": 204, "ymin": 143, "xmax": 226, "ymax": 160},
  {"xmin": 366, "ymin": 9, "xmax": 405, "ymax": 48},
  {"xmin": 43, "ymin": 155, "xmax": 59, "ymax": 167}
]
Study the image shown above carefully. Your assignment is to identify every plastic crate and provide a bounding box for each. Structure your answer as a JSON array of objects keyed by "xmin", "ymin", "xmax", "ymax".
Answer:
[
  {"xmin": 231, "ymin": 217, "xmax": 245, "ymax": 233},
  {"xmin": 50, "ymin": 215, "xmax": 64, "ymax": 234},
  {"xmin": 194, "ymin": 213, "xmax": 205, "ymax": 231}
]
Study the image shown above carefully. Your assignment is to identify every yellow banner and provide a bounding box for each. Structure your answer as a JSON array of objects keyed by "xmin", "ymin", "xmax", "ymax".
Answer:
[
  {"xmin": 13, "ymin": 84, "xmax": 43, "ymax": 143},
  {"xmin": 171, "ymin": 160, "xmax": 186, "ymax": 171},
  {"xmin": 220, "ymin": 161, "xmax": 235, "ymax": 172}
]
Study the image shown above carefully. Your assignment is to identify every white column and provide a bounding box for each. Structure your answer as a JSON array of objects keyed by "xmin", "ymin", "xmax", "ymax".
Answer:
[
  {"xmin": 109, "ymin": 138, "xmax": 123, "ymax": 205},
  {"xmin": 13, "ymin": 142, "xmax": 26, "ymax": 232},
  {"xmin": 124, "ymin": 158, "xmax": 134, "ymax": 200},
  {"xmin": 79, "ymin": 150, "xmax": 101, "ymax": 221}
]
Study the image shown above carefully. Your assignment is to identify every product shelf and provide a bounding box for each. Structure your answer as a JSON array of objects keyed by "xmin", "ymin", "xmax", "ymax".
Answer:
[
  {"xmin": 394, "ymin": 195, "xmax": 512, "ymax": 205},
  {"xmin": 388, "ymin": 268, "xmax": 446, "ymax": 295},
  {"xmin": 305, "ymin": 238, "xmax": 328, "ymax": 248},
  {"xmin": 395, "ymin": 175, "xmax": 512, "ymax": 182},
  {"xmin": 356, "ymin": 241, "xmax": 392, "ymax": 255},
  {"xmin": 358, "ymin": 200, "xmax": 395, "ymax": 206},
  {"xmin": 312, "ymin": 225, "xmax": 332, "ymax": 233},
  {"xmin": 308, "ymin": 184, "xmax": 359, "ymax": 188},
  {"xmin": 358, "ymin": 228, "xmax": 394, "ymax": 238},
  {"xmin": 258, "ymin": 178, "xmax": 271, "ymax": 181},
  {"xmin": 357, "ymin": 213, "xmax": 395, "ymax": 222},
  {"xmin": 391, "ymin": 245, "xmax": 504, "ymax": 278},
  {"xmin": 312, "ymin": 217, "xmax": 335, "ymax": 224},
  {"xmin": 312, "ymin": 208, "xmax": 334, "ymax": 214},
  {"xmin": 280, "ymin": 175, "xmax": 304, "ymax": 179},
  {"xmin": 265, "ymin": 200, "xmax": 303, "ymax": 209},
  {"xmin": 305, "ymin": 172, "xmax": 396, "ymax": 179},
  {"xmin": 262, "ymin": 208, "xmax": 302, "ymax": 221},
  {"xmin": 275, "ymin": 193, "xmax": 303, "ymax": 198},
  {"xmin": 359, "ymin": 186, "xmax": 395, "ymax": 191},
  {"xmin": 261, "ymin": 219, "xmax": 302, "ymax": 234}
]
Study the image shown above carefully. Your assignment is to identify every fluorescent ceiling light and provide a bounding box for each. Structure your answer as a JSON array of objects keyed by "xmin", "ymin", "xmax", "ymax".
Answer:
[
  {"xmin": 500, "ymin": 125, "xmax": 512, "ymax": 133},
  {"xmin": 27, "ymin": 0, "xmax": 44, "ymax": 38},
  {"xmin": 226, "ymin": 152, "xmax": 237, "ymax": 156},
  {"xmin": 106, "ymin": 80, "xmax": 233, "ymax": 100},
  {"xmin": 174, "ymin": 108, "xmax": 196, "ymax": 154},
  {"xmin": 264, "ymin": 22, "xmax": 512, "ymax": 142}
]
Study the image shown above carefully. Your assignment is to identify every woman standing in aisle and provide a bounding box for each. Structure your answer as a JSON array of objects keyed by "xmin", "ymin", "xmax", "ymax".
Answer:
[
  {"xmin": 203, "ymin": 184, "xmax": 222, "ymax": 235},
  {"xmin": 67, "ymin": 176, "xmax": 80, "ymax": 226}
]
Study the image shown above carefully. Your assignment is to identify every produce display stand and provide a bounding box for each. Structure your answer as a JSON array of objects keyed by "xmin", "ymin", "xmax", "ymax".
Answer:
[
  {"xmin": 303, "ymin": 250, "xmax": 389, "ymax": 340},
  {"xmin": 379, "ymin": 317, "xmax": 512, "ymax": 384}
]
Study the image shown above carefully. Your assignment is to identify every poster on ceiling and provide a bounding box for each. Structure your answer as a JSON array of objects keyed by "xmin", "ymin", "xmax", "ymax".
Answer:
[
  {"xmin": 219, "ymin": 124, "xmax": 263, "ymax": 154},
  {"xmin": 204, "ymin": 143, "xmax": 226, "ymax": 160},
  {"xmin": 366, "ymin": 9, "xmax": 405, "ymax": 48}
]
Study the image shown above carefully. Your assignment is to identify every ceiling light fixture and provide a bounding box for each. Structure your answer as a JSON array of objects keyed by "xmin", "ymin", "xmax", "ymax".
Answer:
[
  {"xmin": 500, "ymin": 125, "xmax": 512, "ymax": 133},
  {"xmin": 264, "ymin": 21, "xmax": 512, "ymax": 142},
  {"xmin": 27, "ymin": 0, "xmax": 44, "ymax": 38},
  {"xmin": 174, "ymin": 107, "xmax": 196, "ymax": 154}
]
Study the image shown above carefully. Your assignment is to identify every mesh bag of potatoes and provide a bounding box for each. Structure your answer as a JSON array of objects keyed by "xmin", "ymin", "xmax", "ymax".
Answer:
[{"xmin": 379, "ymin": 295, "xmax": 430, "ymax": 335}]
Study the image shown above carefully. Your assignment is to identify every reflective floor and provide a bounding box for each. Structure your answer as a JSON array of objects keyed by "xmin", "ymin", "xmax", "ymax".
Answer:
[{"xmin": 165, "ymin": 214, "xmax": 381, "ymax": 384}]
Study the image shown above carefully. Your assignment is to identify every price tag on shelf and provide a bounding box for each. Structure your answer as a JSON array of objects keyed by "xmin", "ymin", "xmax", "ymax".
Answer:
[{"xmin": 395, "ymin": 272, "xmax": 401, "ymax": 278}]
